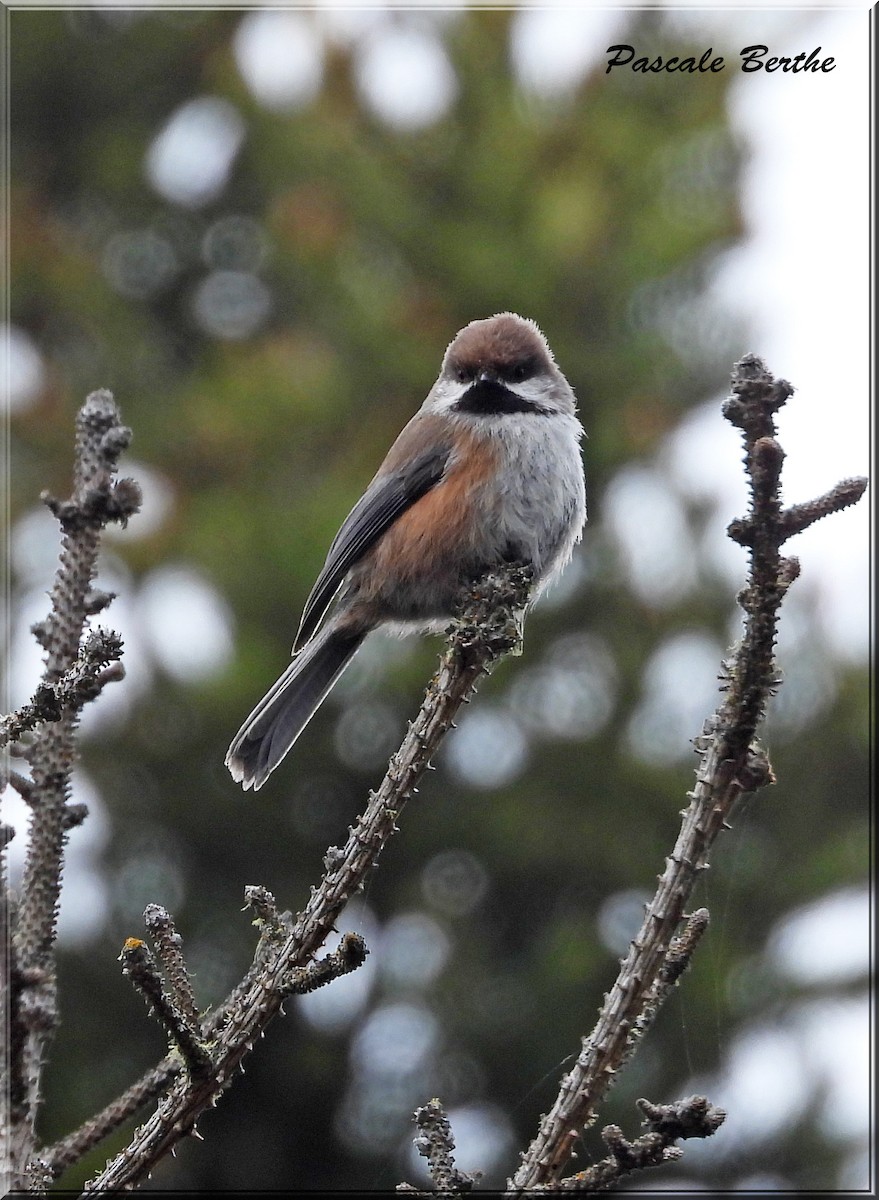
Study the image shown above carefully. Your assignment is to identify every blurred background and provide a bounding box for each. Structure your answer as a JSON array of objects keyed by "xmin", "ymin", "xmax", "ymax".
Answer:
[{"xmin": 3, "ymin": 3, "xmax": 870, "ymax": 1192}]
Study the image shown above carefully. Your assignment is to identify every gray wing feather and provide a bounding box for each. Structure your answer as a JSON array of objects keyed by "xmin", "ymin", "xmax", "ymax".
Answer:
[{"xmin": 294, "ymin": 446, "xmax": 450, "ymax": 650}]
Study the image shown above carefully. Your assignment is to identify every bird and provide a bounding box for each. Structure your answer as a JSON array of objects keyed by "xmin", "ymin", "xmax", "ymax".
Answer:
[{"xmin": 226, "ymin": 312, "xmax": 586, "ymax": 791}]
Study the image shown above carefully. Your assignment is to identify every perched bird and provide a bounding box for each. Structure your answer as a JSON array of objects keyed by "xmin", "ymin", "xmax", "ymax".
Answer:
[{"xmin": 226, "ymin": 312, "xmax": 586, "ymax": 790}]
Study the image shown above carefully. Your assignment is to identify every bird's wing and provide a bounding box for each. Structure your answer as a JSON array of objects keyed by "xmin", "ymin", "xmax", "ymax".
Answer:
[{"xmin": 294, "ymin": 443, "xmax": 451, "ymax": 651}]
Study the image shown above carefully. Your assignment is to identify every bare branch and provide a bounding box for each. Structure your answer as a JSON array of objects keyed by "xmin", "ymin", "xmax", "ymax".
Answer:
[
  {"xmin": 558, "ymin": 1125, "xmax": 682, "ymax": 1191},
  {"xmin": 627, "ymin": 907, "xmax": 711, "ymax": 1058},
  {"xmin": 657, "ymin": 907, "xmax": 710, "ymax": 988},
  {"xmin": 242, "ymin": 884, "xmax": 291, "ymax": 939},
  {"xmin": 509, "ymin": 354, "xmax": 867, "ymax": 1191},
  {"xmin": 2, "ymin": 772, "xmax": 35, "ymax": 803},
  {"xmin": 79, "ymin": 564, "xmax": 531, "ymax": 1191},
  {"xmin": 6, "ymin": 390, "xmax": 139, "ymax": 1186},
  {"xmin": 36, "ymin": 892, "xmax": 344, "ymax": 1181},
  {"xmin": 34, "ymin": 1062, "xmax": 177, "ymax": 1181},
  {"xmin": 781, "ymin": 476, "xmax": 868, "ymax": 539},
  {"xmin": 636, "ymin": 1093, "xmax": 726, "ymax": 1140}
]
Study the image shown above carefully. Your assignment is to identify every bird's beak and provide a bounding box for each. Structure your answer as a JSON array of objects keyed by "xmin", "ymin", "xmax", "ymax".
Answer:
[{"xmin": 476, "ymin": 368, "xmax": 499, "ymax": 385}]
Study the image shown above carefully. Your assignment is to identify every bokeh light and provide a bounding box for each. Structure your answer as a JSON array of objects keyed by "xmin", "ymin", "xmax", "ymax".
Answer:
[
  {"xmin": 101, "ymin": 228, "xmax": 178, "ymax": 300},
  {"xmin": 508, "ymin": 632, "xmax": 617, "ymax": 740},
  {"xmin": 2, "ymin": 325, "xmax": 46, "ymax": 412},
  {"xmin": 354, "ymin": 25, "xmax": 457, "ymax": 131},
  {"xmin": 378, "ymin": 911, "xmax": 452, "ymax": 989},
  {"xmin": 510, "ymin": 8, "xmax": 623, "ymax": 99},
  {"xmin": 191, "ymin": 269, "xmax": 272, "ymax": 340},
  {"xmin": 769, "ymin": 887, "xmax": 870, "ymax": 987},
  {"xmin": 137, "ymin": 564, "xmax": 236, "ymax": 683},
  {"xmin": 421, "ymin": 849, "xmax": 489, "ymax": 919},
  {"xmin": 626, "ymin": 630, "xmax": 725, "ymax": 764},
  {"xmin": 443, "ymin": 708, "xmax": 528, "ymax": 790},
  {"xmin": 334, "ymin": 700, "xmax": 402, "ymax": 772},
  {"xmin": 146, "ymin": 96, "xmax": 246, "ymax": 208},
  {"xmin": 603, "ymin": 463, "xmax": 699, "ymax": 608},
  {"xmin": 234, "ymin": 10, "xmax": 323, "ymax": 112}
]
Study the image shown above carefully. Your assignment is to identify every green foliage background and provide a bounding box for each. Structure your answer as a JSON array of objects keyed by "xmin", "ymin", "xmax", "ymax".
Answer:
[{"xmin": 7, "ymin": 8, "xmax": 868, "ymax": 1192}]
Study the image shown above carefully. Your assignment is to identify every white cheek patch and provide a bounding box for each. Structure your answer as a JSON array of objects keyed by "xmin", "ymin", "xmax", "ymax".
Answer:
[
  {"xmin": 427, "ymin": 379, "xmax": 473, "ymax": 413},
  {"xmin": 513, "ymin": 377, "xmax": 555, "ymax": 406}
]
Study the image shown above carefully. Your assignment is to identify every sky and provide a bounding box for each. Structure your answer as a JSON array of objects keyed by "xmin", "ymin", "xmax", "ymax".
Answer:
[
  {"xmin": 707, "ymin": 5, "xmax": 870, "ymax": 663},
  {"xmin": 506, "ymin": 3, "xmax": 871, "ymax": 664}
]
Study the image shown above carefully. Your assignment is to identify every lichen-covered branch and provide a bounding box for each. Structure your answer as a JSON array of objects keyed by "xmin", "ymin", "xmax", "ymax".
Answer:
[
  {"xmin": 409, "ymin": 1099, "xmax": 479, "ymax": 1194},
  {"xmin": 286, "ymin": 931, "xmax": 369, "ymax": 995},
  {"xmin": 557, "ymin": 1096, "xmax": 726, "ymax": 1191},
  {"xmin": 3, "ymin": 391, "xmax": 140, "ymax": 1190},
  {"xmin": 0, "ymin": 629, "xmax": 124, "ymax": 749},
  {"xmin": 509, "ymin": 355, "xmax": 867, "ymax": 1191}
]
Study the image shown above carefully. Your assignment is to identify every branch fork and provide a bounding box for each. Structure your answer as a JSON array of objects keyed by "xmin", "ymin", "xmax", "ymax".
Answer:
[{"xmin": 46, "ymin": 563, "xmax": 535, "ymax": 1190}]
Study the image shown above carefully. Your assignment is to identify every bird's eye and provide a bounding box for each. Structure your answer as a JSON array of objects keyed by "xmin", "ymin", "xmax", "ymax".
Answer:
[
  {"xmin": 455, "ymin": 366, "xmax": 469, "ymax": 383},
  {"xmin": 511, "ymin": 360, "xmax": 534, "ymax": 383}
]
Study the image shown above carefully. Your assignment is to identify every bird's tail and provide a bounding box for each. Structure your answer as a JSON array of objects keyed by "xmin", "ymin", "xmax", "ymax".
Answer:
[{"xmin": 226, "ymin": 624, "xmax": 366, "ymax": 791}]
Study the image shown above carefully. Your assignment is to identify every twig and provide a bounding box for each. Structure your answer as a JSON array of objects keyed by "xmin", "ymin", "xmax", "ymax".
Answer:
[
  {"xmin": 242, "ymin": 883, "xmax": 292, "ymax": 940},
  {"xmin": 5, "ymin": 391, "xmax": 140, "ymax": 1187},
  {"xmin": 41, "ymin": 910, "xmax": 361, "ymax": 1187},
  {"xmin": 3, "ymin": 771, "xmax": 35, "ymax": 803},
  {"xmin": 629, "ymin": 908, "xmax": 710, "ymax": 1051},
  {"xmin": 36, "ymin": 1062, "xmax": 178, "ymax": 1180},
  {"xmin": 409, "ymin": 1099, "xmax": 479, "ymax": 1194},
  {"xmin": 285, "ymin": 932, "xmax": 368, "ymax": 995},
  {"xmin": 77, "ymin": 565, "xmax": 531, "ymax": 1191},
  {"xmin": 509, "ymin": 355, "xmax": 867, "ymax": 1191},
  {"xmin": 557, "ymin": 1096, "xmax": 726, "ymax": 1191},
  {"xmin": 0, "ymin": 629, "xmax": 124, "ymax": 749},
  {"xmin": 119, "ymin": 938, "xmax": 210, "ymax": 1076},
  {"xmin": 142, "ymin": 905, "xmax": 201, "ymax": 1033}
]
